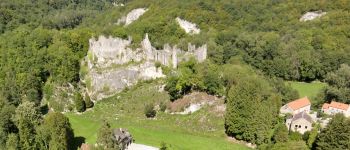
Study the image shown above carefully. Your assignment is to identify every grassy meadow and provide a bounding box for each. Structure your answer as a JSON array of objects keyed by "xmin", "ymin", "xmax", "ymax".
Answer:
[
  {"xmin": 66, "ymin": 81, "xmax": 249, "ymax": 150},
  {"xmin": 287, "ymin": 81, "xmax": 327, "ymax": 100}
]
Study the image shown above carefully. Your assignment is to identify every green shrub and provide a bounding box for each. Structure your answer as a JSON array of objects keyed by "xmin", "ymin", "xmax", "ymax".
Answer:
[
  {"xmin": 289, "ymin": 131, "xmax": 302, "ymax": 141},
  {"xmin": 155, "ymin": 61, "xmax": 162, "ymax": 69},
  {"xmin": 49, "ymin": 100, "xmax": 63, "ymax": 112},
  {"xmin": 144, "ymin": 103, "xmax": 156, "ymax": 118},
  {"xmin": 43, "ymin": 82, "xmax": 54, "ymax": 100},
  {"xmin": 160, "ymin": 141, "xmax": 167, "ymax": 150},
  {"xmin": 159, "ymin": 101, "xmax": 167, "ymax": 112},
  {"xmin": 74, "ymin": 92, "xmax": 86, "ymax": 112}
]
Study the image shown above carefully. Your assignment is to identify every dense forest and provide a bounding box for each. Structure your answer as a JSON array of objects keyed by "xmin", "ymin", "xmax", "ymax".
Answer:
[{"xmin": 1, "ymin": 0, "xmax": 350, "ymax": 149}]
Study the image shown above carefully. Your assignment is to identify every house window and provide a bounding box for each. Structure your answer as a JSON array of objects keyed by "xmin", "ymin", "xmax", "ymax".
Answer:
[
  {"xmin": 305, "ymin": 126, "xmax": 308, "ymax": 129},
  {"xmin": 298, "ymin": 125, "xmax": 301, "ymax": 128}
]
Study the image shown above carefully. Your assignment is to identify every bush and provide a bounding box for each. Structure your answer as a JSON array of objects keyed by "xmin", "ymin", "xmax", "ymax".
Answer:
[
  {"xmin": 160, "ymin": 141, "xmax": 167, "ymax": 150},
  {"xmin": 144, "ymin": 103, "xmax": 156, "ymax": 118},
  {"xmin": 159, "ymin": 102, "xmax": 167, "ymax": 112},
  {"xmin": 74, "ymin": 92, "xmax": 86, "ymax": 112},
  {"xmin": 155, "ymin": 61, "xmax": 162, "ymax": 69},
  {"xmin": 289, "ymin": 131, "xmax": 303, "ymax": 141}
]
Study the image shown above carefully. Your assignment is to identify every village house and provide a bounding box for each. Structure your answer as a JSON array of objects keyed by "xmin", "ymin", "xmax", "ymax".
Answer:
[
  {"xmin": 286, "ymin": 111, "xmax": 313, "ymax": 134},
  {"xmin": 280, "ymin": 97, "xmax": 311, "ymax": 115},
  {"xmin": 322, "ymin": 101, "xmax": 350, "ymax": 117},
  {"xmin": 113, "ymin": 128, "xmax": 133, "ymax": 149}
]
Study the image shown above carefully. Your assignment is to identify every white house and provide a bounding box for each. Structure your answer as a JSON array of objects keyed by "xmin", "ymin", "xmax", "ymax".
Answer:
[
  {"xmin": 322, "ymin": 101, "xmax": 350, "ymax": 117},
  {"xmin": 286, "ymin": 111, "xmax": 313, "ymax": 134},
  {"xmin": 280, "ymin": 97, "xmax": 311, "ymax": 115}
]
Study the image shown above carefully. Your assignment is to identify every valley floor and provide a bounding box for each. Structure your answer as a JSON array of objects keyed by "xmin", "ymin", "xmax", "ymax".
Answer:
[{"xmin": 66, "ymin": 81, "xmax": 250, "ymax": 150}]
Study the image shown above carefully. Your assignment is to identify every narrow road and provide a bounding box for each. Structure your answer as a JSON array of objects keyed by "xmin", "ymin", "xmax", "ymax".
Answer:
[{"xmin": 127, "ymin": 143, "xmax": 159, "ymax": 150}]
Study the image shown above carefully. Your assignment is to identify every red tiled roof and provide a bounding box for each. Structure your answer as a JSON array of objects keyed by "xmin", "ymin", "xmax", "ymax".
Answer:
[
  {"xmin": 322, "ymin": 103, "xmax": 330, "ymax": 109},
  {"xmin": 324, "ymin": 101, "xmax": 349, "ymax": 111},
  {"xmin": 287, "ymin": 97, "xmax": 311, "ymax": 110}
]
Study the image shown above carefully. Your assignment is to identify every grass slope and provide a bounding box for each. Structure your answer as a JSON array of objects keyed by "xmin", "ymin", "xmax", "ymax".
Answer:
[
  {"xmin": 66, "ymin": 81, "xmax": 249, "ymax": 150},
  {"xmin": 287, "ymin": 81, "xmax": 326, "ymax": 100}
]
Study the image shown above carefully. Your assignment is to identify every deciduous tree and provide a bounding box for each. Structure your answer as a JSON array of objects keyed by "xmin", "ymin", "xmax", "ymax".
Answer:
[{"xmin": 13, "ymin": 101, "xmax": 41, "ymax": 150}]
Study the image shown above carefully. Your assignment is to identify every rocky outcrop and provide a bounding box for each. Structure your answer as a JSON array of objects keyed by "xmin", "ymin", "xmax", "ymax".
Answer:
[
  {"xmin": 88, "ymin": 36, "xmax": 143, "ymax": 68},
  {"xmin": 300, "ymin": 11, "xmax": 327, "ymax": 22},
  {"xmin": 85, "ymin": 34, "xmax": 207, "ymax": 101},
  {"xmin": 89, "ymin": 62, "xmax": 164, "ymax": 100},
  {"xmin": 117, "ymin": 8, "xmax": 148, "ymax": 26},
  {"xmin": 141, "ymin": 34, "xmax": 207, "ymax": 68},
  {"xmin": 176, "ymin": 17, "xmax": 200, "ymax": 34}
]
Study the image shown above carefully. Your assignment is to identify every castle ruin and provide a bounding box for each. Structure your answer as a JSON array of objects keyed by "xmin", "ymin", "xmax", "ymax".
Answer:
[{"xmin": 86, "ymin": 34, "xmax": 207, "ymax": 100}]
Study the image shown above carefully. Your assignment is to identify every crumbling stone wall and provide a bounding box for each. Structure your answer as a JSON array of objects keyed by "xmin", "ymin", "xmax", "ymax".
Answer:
[
  {"xmin": 140, "ymin": 33, "xmax": 207, "ymax": 68},
  {"xmin": 86, "ymin": 33, "xmax": 207, "ymax": 100}
]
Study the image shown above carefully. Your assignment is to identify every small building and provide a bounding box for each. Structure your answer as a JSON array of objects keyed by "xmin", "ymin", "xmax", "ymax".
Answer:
[
  {"xmin": 322, "ymin": 101, "xmax": 350, "ymax": 117},
  {"xmin": 286, "ymin": 111, "xmax": 313, "ymax": 134},
  {"xmin": 280, "ymin": 97, "xmax": 311, "ymax": 115},
  {"xmin": 113, "ymin": 128, "xmax": 133, "ymax": 150}
]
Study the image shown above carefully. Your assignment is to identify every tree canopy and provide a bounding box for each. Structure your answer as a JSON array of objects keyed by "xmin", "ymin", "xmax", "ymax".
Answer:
[
  {"xmin": 225, "ymin": 75, "xmax": 281, "ymax": 145},
  {"xmin": 315, "ymin": 114, "xmax": 350, "ymax": 149}
]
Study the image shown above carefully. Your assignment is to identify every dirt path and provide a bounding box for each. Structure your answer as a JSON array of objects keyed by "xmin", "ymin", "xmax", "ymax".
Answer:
[{"xmin": 127, "ymin": 143, "xmax": 159, "ymax": 150}]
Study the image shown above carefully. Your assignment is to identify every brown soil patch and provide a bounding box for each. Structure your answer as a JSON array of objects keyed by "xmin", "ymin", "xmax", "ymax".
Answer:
[
  {"xmin": 168, "ymin": 92, "xmax": 219, "ymax": 112},
  {"xmin": 227, "ymin": 137, "xmax": 257, "ymax": 149}
]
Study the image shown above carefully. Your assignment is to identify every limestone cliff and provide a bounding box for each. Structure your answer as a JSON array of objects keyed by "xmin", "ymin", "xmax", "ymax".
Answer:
[
  {"xmin": 117, "ymin": 8, "xmax": 148, "ymax": 26},
  {"xmin": 84, "ymin": 34, "xmax": 207, "ymax": 101},
  {"xmin": 176, "ymin": 17, "xmax": 200, "ymax": 35},
  {"xmin": 300, "ymin": 11, "xmax": 327, "ymax": 22}
]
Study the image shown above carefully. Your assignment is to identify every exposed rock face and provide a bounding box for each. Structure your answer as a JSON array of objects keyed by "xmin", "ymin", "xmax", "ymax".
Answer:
[
  {"xmin": 176, "ymin": 17, "xmax": 200, "ymax": 34},
  {"xmin": 112, "ymin": 2, "xmax": 125, "ymax": 7},
  {"xmin": 89, "ymin": 36, "xmax": 143, "ymax": 67},
  {"xmin": 300, "ymin": 11, "xmax": 327, "ymax": 22},
  {"xmin": 118, "ymin": 8, "xmax": 148, "ymax": 26},
  {"xmin": 86, "ymin": 34, "xmax": 207, "ymax": 100},
  {"xmin": 141, "ymin": 34, "xmax": 207, "ymax": 68}
]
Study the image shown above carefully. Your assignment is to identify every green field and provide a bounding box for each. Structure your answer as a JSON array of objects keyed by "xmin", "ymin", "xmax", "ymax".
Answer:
[
  {"xmin": 287, "ymin": 81, "xmax": 327, "ymax": 100},
  {"xmin": 66, "ymin": 81, "xmax": 249, "ymax": 150}
]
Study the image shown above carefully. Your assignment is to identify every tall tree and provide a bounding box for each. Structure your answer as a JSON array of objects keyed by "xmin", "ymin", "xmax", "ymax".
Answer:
[
  {"xmin": 96, "ymin": 121, "xmax": 119, "ymax": 149},
  {"xmin": 306, "ymin": 125, "xmax": 319, "ymax": 149},
  {"xmin": 74, "ymin": 92, "xmax": 85, "ymax": 112},
  {"xmin": 36, "ymin": 112, "xmax": 74, "ymax": 150},
  {"xmin": 13, "ymin": 101, "xmax": 41, "ymax": 150},
  {"xmin": 6, "ymin": 133, "xmax": 20, "ymax": 150},
  {"xmin": 323, "ymin": 64, "xmax": 350, "ymax": 103},
  {"xmin": 0, "ymin": 99, "xmax": 17, "ymax": 147},
  {"xmin": 315, "ymin": 114, "xmax": 350, "ymax": 149},
  {"xmin": 273, "ymin": 124, "xmax": 289, "ymax": 143},
  {"xmin": 225, "ymin": 76, "xmax": 280, "ymax": 145}
]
